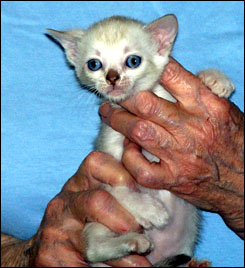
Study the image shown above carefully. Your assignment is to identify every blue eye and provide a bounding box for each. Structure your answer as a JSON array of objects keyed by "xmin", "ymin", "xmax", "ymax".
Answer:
[
  {"xmin": 87, "ymin": 59, "xmax": 102, "ymax": 71},
  {"xmin": 126, "ymin": 55, "xmax": 141, "ymax": 68}
]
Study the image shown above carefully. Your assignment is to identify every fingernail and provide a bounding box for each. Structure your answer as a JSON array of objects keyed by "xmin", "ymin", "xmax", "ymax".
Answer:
[
  {"xmin": 99, "ymin": 103, "xmax": 113, "ymax": 125},
  {"xmin": 99, "ymin": 102, "xmax": 112, "ymax": 117},
  {"xmin": 162, "ymin": 60, "xmax": 175, "ymax": 82},
  {"xmin": 123, "ymin": 138, "xmax": 130, "ymax": 147},
  {"xmin": 161, "ymin": 58, "xmax": 181, "ymax": 87}
]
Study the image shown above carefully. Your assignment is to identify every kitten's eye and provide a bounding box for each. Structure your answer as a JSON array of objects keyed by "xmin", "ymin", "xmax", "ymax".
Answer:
[
  {"xmin": 126, "ymin": 55, "xmax": 141, "ymax": 69},
  {"xmin": 87, "ymin": 59, "xmax": 102, "ymax": 71}
]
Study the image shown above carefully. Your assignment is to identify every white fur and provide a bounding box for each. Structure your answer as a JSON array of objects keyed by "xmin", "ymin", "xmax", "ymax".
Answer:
[
  {"xmin": 47, "ymin": 14, "xmax": 234, "ymax": 266},
  {"xmin": 197, "ymin": 69, "xmax": 235, "ymax": 98},
  {"xmin": 93, "ymin": 85, "xmax": 200, "ymax": 265}
]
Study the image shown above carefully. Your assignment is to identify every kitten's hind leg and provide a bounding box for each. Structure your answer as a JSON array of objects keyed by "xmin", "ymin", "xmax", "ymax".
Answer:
[
  {"xmin": 83, "ymin": 222, "xmax": 154, "ymax": 263},
  {"xmin": 197, "ymin": 69, "xmax": 235, "ymax": 98}
]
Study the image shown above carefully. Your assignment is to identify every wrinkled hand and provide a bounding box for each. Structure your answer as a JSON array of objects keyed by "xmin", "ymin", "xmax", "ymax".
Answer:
[
  {"xmin": 33, "ymin": 152, "xmax": 151, "ymax": 267},
  {"xmin": 99, "ymin": 58, "xmax": 244, "ymax": 238}
]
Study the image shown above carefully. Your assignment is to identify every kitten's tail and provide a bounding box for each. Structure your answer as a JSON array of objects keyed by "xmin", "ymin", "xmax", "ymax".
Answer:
[
  {"xmin": 154, "ymin": 255, "xmax": 211, "ymax": 267},
  {"xmin": 154, "ymin": 254, "xmax": 191, "ymax": 267}
]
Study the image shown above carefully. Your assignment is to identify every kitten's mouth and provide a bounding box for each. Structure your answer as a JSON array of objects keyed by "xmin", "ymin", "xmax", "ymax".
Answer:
[
  {"xmin": 100, "ymin": 83, "xmax": 132, "ymax": 101},
  {"xmin": 107, "ymin": 88, "xmax": 125, "ymax": 96},
  {"xmin": 105, "ymin": 85, "xmax": 127, "ymax": 97}
]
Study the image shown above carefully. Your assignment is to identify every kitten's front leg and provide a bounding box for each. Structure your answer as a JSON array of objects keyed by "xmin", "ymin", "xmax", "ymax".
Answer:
[
  {"xmin": 83, "ymin": 222, "xmax": 154, "ymax": 263},
  {"xmin": 197, "ymin": 69, "xmax": 235, "ymax": 98}
]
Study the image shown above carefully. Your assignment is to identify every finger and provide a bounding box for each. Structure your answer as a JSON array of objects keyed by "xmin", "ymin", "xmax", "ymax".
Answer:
[
  {"xmin": 70, "ymin": 151, "xmax": 139, "ymax": 192},
  {"xmin": 160, "ymin": 57, "xmax": 204, "ymax": 107},
  {"xmin": 106, "ymin": 254, "xmax": 152, "ymax": 267},
  {"xmin": 70, "ymin": 189, "xmax": 141, "ymax": 234},
  {"xmin": 100, "ymin": 104, "xmax": 177, "ymax": 160},
  {"xmin": 122, "ymin": 141, "xmax": 174, "ymax": 189},
  {"xmin": 119, "ymin": 90, "xmax": 180, "ymax": 128}
]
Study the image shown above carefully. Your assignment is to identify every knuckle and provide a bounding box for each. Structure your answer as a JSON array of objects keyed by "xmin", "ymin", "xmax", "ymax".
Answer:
[
  {"xmin": 84, "ymin": 151, "xmax": 105, "ymax": 170},
  {"xmin": 122, "ymin": 147, "xmax": 136, "ymax": 165},
  {"xmin": 218, "ymin": 98, "xmax": 232, "ymax": 115},
  {"xmin": 45, "ymin": 197, "xmax": 65, "ymax": 218},
  {"xmin": 88, "ymin": 189, "xmax": 113, "ymax": 214},
  {"xmin": 131, "ymin": 120, "xmax": 151, "ymax": 141},
  {"xmin": 204, "ymin": 95, "xmax": 231, "ymax": 122},
  {"xmin": 123, "ymin": 145, "xmax": 136, "ymax": 160},
  {"xmin": 115, "ymin": 173, "xmax": 130, "ymax": 185},
  {"xmin": 131, "ymin": 120, "xmax": 161, "ymax": 145},
  {"xmin": 135, "ymin": 167, "xmax": 154, "ymax": 186},
  {"xmin": 41, "ymin": 226, "xmax": 59, "ymax": 239},
  {"xmin": 35, "ymin": 227, "xmax": 69, "ymax": 266}
]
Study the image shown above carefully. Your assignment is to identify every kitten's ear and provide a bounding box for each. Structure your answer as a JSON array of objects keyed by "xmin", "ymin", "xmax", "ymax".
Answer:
[
  {"xmin": 46, "ymin": 29, "xmax": 84, "ymax": 66},
  {"xmin": 145, "ymin": 14, "xmax": 178, "ymax": 55}
]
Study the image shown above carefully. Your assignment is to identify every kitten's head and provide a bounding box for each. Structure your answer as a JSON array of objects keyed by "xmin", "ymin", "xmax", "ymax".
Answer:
[{"xmin": 47, "ymin": 15, "xmax": 178, "ymax": 102}]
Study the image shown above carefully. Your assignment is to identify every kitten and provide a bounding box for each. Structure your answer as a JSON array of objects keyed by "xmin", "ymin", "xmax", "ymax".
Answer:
[{"xmin": 47, "ymin": 14, "xmax": 234, "ymax": 267}]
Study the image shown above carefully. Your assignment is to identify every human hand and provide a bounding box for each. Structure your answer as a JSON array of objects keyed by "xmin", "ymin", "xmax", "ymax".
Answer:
[
  {"xmin": 32, "ymin": 152, "xmax": 151, "ymax": 267},
  {"xmin": 99, "ymin": 58, "xmax": 244, "ymax": 238}
]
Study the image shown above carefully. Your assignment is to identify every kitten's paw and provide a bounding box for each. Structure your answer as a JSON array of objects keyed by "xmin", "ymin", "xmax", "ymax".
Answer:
[
  {"xmin": 149, "ymin": 207, "xmax": 169, "ymax": 229},
  {"xmin": 135, "ymin": 199, "xmax": 169, "ymax": 229},
  {"xmin": 134, "ymin": 216, "xmax": 153, "ymax": 229},
  {"xmin": 126, "ymin": 233, "xmax": 154, "ymax": 254},
  {"xmin": 197, "ymin": 69, "xmax": 234, "ymax": 98}
]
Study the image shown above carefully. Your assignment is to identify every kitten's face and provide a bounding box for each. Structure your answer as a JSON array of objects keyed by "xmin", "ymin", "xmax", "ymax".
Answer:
[
  {"xmin": 47, "ymin": 15, "xmax": 178, "ymax": 102},
  {"xmin": 79, "ymin": 32, "xmax": 166, "ymax": 102}
]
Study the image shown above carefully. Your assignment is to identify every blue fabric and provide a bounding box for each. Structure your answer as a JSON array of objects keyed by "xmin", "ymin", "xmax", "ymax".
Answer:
[{"xmin": 1, "ymin": 1, "xmax": 244, "ymax": 267}]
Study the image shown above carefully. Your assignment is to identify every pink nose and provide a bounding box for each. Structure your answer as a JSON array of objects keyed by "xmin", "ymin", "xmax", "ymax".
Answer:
[{"xmin": 106, "ymin": 69, "xmax": 120, "ymax": 86}]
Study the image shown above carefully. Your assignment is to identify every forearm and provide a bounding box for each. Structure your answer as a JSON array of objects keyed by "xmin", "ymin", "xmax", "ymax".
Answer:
[
  {"xmin": 220, "ymin": 200, "xmax": 244, "ymax": 239},
  {"xmin": 1, "ymin": 233, "xmax": 36, "ymax": 267},
  {"xmin": 216, "ymin": 123, "xmax": 244, "ymax": 239},
  {"xmin": 218, "ymin": 172, "xmax": 244, "ymax": 239}
]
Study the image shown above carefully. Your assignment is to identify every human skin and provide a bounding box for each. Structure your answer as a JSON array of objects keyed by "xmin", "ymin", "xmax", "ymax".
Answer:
[
  {"xmin": 99, "ymin": 57, "xmax": 244, "ymax": 239},
  {"xmin": 1, "ymin": 152, "xmax": 151, "ymax": 267}
]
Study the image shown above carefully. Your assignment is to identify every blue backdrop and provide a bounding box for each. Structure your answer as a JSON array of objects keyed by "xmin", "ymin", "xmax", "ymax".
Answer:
[{"xmin": 1, "ymin": 1, "xmax": 244, "ymax": 267}]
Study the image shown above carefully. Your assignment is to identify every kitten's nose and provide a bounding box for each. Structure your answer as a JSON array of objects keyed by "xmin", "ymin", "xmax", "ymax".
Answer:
[{"xmin": 106, "ymin": 69, "xmax": 120, "ymax": 86}]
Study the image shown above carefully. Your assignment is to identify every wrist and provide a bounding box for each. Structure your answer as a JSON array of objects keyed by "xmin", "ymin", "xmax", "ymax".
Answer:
[
  {"xmin": 221, "ymin": 213, "xmax": 244, "ymax": 239},
  {"xmin": 220, "ymin": 200, "xmax": 244, "ymax": 235},
  {"xmin": 1, "ymin": 234, "xmax": 38, "ymax": 267},
  {"xmin": 217, "ymin": 172, "xmax": 244, "ymax": 239},
  {"xmin": 23, "ymin": 236, "xmax": 39, "ymax": 267}
]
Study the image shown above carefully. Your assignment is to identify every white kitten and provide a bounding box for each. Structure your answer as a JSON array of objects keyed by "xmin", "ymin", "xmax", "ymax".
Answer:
[{"xmin": 47, "ymin": 14, "xmax": 234, "ymax": 267}]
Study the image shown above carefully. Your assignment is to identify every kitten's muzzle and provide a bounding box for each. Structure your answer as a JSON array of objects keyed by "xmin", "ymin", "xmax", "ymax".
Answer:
[{"xmin": 106, "ymin": 69, "xmax": 120, "ymax": 86}]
